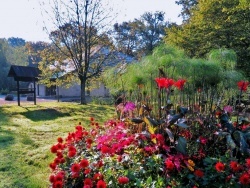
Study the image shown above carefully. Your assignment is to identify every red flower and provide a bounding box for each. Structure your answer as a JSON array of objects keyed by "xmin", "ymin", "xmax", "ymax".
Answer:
[
  {"xmin": 174, "ymin": 79, "xmax": 186, "ymax": 90},
  {"xmin": 230, "ymin": 161, "xmax": 240, "ymax": 172},
  {"xmin": 50, "ymin": 145, "xmax": 59, "ymax": 153},
  {"xmin": 117, "ymin": 155, "xmax": 122, "ymax": 162},
  {"xmin": 49, "ymin": 175, "xmax": 55, "ymax": 183},
  {"xmin": 165, "ymin": 78, "xmax": 175, "ymax": 88},
  {"xmin": 165, "ymin": 159, "xmax": 175, "ymax": 170},
  {"xmin": 84, "ymin": 168, "xmax": 91, "ymax": 174},
  {"xmin": 53, "ymin": 181, "xmax": 63, "ymax": 188},
  {"xmin": 68, "ymin": 146, "xmax": 77, "ymax": 157},
  {"xmin": 94, "ymin": 172, "xmax": 104, "ymax": 180},
  {"xmin": 80, "ymin": 159, "xmax": 89, "ymax": 168},
  {"xmin": 84, "ymin": 178, "xmax": 93, "ymax": 187},
  {"xmin": 96, "ymin": 180, "xmax": 107, "ymax": 188},
  {"xmin": 199, "ymin": 136, "xmax": 208, "ymax": 145},
  {"xmin": 54, "ymin": 173, "xmax": 64, "ymax": 182},
  {"xmin": 237, "ymin": 81, "xmax": 249, "ymax": 92},
  {"xmin": 194, "ymin": 169, "xmax": 204, "ymax": 178},
  {"xmin": 57, "ymin": 137, "xmax": 63, "ymax": 143},
  {"xmin": 245, "ymin": 158, "xmax": 250, "ymax": 168},
  {"xmin": 86, "ymin": 138, "xmax": 93, "ymax": 145},
  {"xmin": 155, "ymin": 77, "xmax": 175, "ymax": 89},
  {"xmin": 49, "ymin": 162, "xmax": 57, "ymax": 170},
  {"xmin": 118, "ymin": 176, "xmax": 129, "ymax": 184},
  {"xmin": 90, "ymin": 117, "xmax": 94, "ymax": 121},
  {"xmin": 101, "ymin": 145, "xmax": 110, "ymax": 154},
  {"xmin": 71, "ymin": 163, "xmax": 81, "ymax": 173},
  {"xmin": 54, "ymin": 157, "xmax": 61, "ymax": 165},
  {"xmin": 239, "ymin": 173, "xmax": 250, "ymax": 185},
  {"xmin": 155, "ymin": 77, "xmax": 166, "ymax": 89},
  {"xmin": 215, "ymin": 162, "xmax": 225, "ymax": 172}
]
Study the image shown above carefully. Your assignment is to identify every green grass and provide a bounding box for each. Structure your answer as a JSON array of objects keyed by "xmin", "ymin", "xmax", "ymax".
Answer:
[{"xmin": 0, "ymin": 102, "xmax": 115, "ymax": 188}]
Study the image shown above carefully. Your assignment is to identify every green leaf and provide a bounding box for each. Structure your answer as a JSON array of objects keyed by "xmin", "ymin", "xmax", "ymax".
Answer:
[
  {"xmin": 176, "ymin": 122, "xmax": 188, "ymax": 128},
  {"xmin": 176, "ymin": 136, "xmax": 187, "ymax": 155},
  {"xmin": 146, "ymin": 176, "xmax": 152, "ymax": 185},
  {"xmin": 233, "ymin": 130, "xmax": 249, "ymax": 154},
  {"xmin": 165, "ymin": 127, "xmax": 174, "ymax": 142},
  {"xmin": 226, "ymin": 134, "xmax": 236, "ymax": 149}
]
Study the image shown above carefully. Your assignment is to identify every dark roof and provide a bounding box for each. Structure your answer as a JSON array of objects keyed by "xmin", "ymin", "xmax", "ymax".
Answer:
[{"xmin": 8, "ymin": 65, "xmax": 40, "ymax": 82}]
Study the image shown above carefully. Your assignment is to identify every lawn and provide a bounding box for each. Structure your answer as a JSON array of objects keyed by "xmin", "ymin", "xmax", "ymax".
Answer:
[{"xmin": 0, "ymin": 102, "xmax": 115, "ymax": 188}]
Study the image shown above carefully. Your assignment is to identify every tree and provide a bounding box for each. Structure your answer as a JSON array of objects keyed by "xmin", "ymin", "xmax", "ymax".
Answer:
[
  {"xmin": 7, "ymin": 37, "xmax": 26, "ymax": 47},
  {"xmin": 42, "ymin": 0, "xmax": 114, "ymax": 104},
  {"xmin": 112, "ymin": 11, "xmax": 170, "ymax": 59},
  {"xmin": 25, "ymin": 41, "xmax": 50, "ymax": 67},
  {"xmin": 175, "ymin": 0, "xmax": 198, "ymax": 22},
  {"xmin": 39, "ymin": 44, "xmax": 74, "ymax": 102},
  {"xmin": 165, "ymin": 0, "xmax": 250, "ymax": 77},
  {"xmin": 0, "ymin": 38, "xmax": 28, "ymax": 91},
  {"xmin": 0, "ymin": 39, "xmax": 10, "ymax": 90}
]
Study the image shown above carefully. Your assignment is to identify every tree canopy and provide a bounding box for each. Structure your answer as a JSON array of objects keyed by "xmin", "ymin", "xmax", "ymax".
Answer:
[
  {"xmin": 41, "ymin": 0, "xmax": 115, "ymax": 104},
  {"xmin": 165, "ymin": 0, "xmax": 250, "ymax": 77},
  {"xmin": 112, "ymin": 11, "xmax": 172, "ymax": 59}
]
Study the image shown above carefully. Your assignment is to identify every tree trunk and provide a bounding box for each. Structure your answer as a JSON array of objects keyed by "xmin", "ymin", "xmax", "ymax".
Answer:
[
  {"xmin": 80, "ymin": 78, "xmax": 87, "ymax": 104},
  {"xmin": 56, "ymin": 85, "xmax": 60, "ymax": 102}
]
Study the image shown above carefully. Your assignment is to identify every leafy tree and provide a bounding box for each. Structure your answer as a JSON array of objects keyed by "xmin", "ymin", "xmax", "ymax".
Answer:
[
  {"xmin": 39, "ymin": 45, "xmax": 74, "ymax": 101},
  {"xmin": 7, "ymin": 37, "xmax": 26, "ymax": 47},
  {"xmin": 0, "ymin": 39, "xmax": 28, "ymax": 90},
  {"xmin": 175, "ymin": 0, "xmax": 198, "ymax": 22},
  {"xmin": 112, "ymin": 11, "xmax": 171, "ymax": 59},
  {"xmin": 166, "ymin": 0, "xmax": 250, "ymax": 77},
  {"xmin": 25, "ymin": 41, "xmax": 49, "ymax": 67},
  {"xmin": 0, "ymin": 39, "xmax": 10, "ymax": 90},
  {"xmin": 42, "ymin": 0, "xmax": 114, "ymax": 104}
]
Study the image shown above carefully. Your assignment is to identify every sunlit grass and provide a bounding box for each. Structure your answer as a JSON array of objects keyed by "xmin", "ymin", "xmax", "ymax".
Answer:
[{"xmin": 0, "ymin": 101, "xmax": 115, "ymax": 188}]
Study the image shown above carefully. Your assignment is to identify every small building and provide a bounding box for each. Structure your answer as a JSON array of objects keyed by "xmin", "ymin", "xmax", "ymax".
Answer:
[{"xmin": 8, "ymin": 65, "xmax": 40, "ymax": 105}]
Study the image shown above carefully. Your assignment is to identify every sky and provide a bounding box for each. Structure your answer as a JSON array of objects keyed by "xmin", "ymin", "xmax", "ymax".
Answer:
[{"xmin": 0, "ymin": 0, "xmax": 182, "ymax": 42}]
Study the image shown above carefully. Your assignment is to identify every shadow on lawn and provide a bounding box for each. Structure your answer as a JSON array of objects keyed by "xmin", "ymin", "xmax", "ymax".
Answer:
[
  {"xmin": 21, "ymin": 108, "xmax": 71, "ymax": 121},
  {"xmin": 0, "ymin": 130, "xmax": 15, "ymax": 149}
]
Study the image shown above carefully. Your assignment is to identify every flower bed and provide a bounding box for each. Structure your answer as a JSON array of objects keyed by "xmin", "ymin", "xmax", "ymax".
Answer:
[{"xmin": 48, "ymin": 79, "xmax": 250, "ymax": 187}]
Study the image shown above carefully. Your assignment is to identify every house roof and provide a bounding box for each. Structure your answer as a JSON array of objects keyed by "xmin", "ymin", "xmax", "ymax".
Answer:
[{"xmin": 8, "ymin": 65, "xmax": 40, "ymax": 82}]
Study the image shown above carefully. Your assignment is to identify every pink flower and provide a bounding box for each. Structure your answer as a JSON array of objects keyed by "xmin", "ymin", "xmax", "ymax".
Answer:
[
  {"xmin": 124, "ymin": 102, "xmax": 136, "ymax": 112},
  {"xmin": 223, "ymin": 105, "xmax": 233, "ymax": 114}
]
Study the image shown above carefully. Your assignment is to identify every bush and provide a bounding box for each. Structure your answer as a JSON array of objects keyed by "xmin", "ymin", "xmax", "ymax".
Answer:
[
  {"xmin": 5, "ymin": 94, "xmax": 14, "ymax": 101},
  {"xmin": 1, "ymin": 89, "xmax": 9, "ymax": 95}
]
